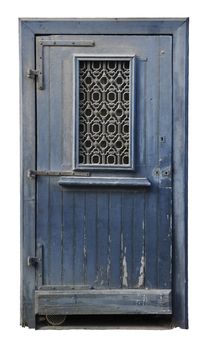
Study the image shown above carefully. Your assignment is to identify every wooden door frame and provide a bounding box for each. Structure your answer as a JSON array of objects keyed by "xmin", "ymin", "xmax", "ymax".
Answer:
[{"xmin": 19, "ymin": 18, "xmax": 189, "ymax": 329}]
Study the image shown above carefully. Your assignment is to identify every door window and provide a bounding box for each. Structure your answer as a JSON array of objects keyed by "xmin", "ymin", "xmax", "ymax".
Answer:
[{"xmin": 74, "ymin": 56, "xmax": 135, "ymax": 170}]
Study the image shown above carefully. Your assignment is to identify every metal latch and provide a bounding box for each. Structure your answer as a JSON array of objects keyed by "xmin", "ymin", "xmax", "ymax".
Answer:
[
  {"xmin": 27, "ymin": 245, "xmax": 43, "ymax": 286},
  {"xmin": 27, "ymin": 169, "xmax": 90, "ymax": 178},
  {"xmin": 27, "ymin": 256, "xmax": 40, "ymax": 266},
  {"xmin": 26, "ymin": 69, "xmax": 39, "ymax": 79}
]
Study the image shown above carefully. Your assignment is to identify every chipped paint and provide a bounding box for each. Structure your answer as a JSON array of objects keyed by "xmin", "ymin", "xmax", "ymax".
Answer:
[
  {"xmin": 142, "ymin": 220, "xmax": 145, "ymax": 231},
  {"xmin": 122, "ymin": 248, "xmax": 128, "ymax": 287},
  {"xmin": 137, "ymin": 255, "xmax": 145, "ymax": 287}
]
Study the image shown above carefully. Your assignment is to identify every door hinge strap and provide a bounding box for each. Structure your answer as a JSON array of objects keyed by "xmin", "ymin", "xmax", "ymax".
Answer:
[
  {"xmin": 36, "ymin": 39, "xmax": 95, "ymax": 89},
  {"xmin": 27, "ymin": 169, "xmax": 90, "ymax": 178}
]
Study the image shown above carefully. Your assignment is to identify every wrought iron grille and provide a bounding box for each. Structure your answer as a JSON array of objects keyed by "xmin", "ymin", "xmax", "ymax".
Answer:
[{"xmin": 78, "ymin": 59, "xmax": 131, "ymax": 166}]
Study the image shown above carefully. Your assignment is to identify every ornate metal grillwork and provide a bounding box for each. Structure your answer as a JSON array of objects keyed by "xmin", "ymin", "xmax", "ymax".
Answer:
[{"xmin": 78, "ymin": 59, "xmax": 131, "ymax": 166}]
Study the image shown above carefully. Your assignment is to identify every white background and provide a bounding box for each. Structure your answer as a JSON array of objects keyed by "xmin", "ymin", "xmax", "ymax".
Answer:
[{"xmin": 0, "ymin": 0, "xmax": 208, "ymax": 348}]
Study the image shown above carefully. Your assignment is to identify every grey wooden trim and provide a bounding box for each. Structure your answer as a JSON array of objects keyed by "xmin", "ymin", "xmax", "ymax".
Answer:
[
  {"xmin": 35, "ymin": 289, "xmax": 172, "ymax": 315},
  {"xmin": 58, "ymin": 176, "xmax": 151, "ymax": 187},
  {"xmin": 19, "ymin": 21, "xmax": 36, "ymax": 328},
  {"xmin": 172, "ymin": 19, "xmax": 189, "ymax": 329},
  {"xmin": 20, "ymin": 18, "xmax": 188, "ymax": 35}
]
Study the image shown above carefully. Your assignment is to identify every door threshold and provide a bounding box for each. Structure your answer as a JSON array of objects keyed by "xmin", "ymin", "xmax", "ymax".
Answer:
[{"xmin": 36, "ymin": 314, "xmax": 173, "ymax": 330}]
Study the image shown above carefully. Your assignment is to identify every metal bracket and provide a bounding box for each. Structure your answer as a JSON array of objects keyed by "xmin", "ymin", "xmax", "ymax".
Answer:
[
  {"xmin": 153, "ymin": 166, "xmax": 172, "ymax": 177},
  {"xmin": 28, "ymin": 245, "xmax": 43, "ymax": 287},
  {"xmin": 27, "ymin": 256, "xmax": 40, "ymax": 267},
  {"xmin": 26, "ymin": 68, "xmax": 39, "ymax": 79},
  {"xmin": 27, "ymin": 169, "xmax": 90, "ymax": 179}
]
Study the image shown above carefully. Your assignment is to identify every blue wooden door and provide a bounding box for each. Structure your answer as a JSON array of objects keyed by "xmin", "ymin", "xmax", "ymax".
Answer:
[{"xmin": 35, "ymin": 35, "xmax": 172, "ymax": 316}]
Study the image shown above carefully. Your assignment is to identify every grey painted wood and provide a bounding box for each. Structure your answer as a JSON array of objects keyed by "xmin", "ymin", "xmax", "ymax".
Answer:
[
  {"xmin": 35, "ymin": 289, "xmax": 172, "ymax": 315},
  {"xmin": 21, "ymin": 18, "xmax": 187, "ymax": 35},
  {"xmin": 144, "ymin": 37, "xmax": 160, "ymax": 289},
  {"xmin": 19, "ymin": 21, "xmax": 36, "ymax": 328},
  {"xmin": 58, "ymin": 177, "xmax": 151, "ymax": 187},
  {"xmin": 157, "ymin": 36, "xmax": 172, "ymax": 290},
  {"xmin": 62, "ymin": 192, "xmax": 74, "ymax": 284},
  {"xmin": 85, "ymin": 192, "xmax": 97, "ymax": 285},
  {"xmin": 20, "ymin": 18, "xmax": 188, "ymax": 329},
  {"xmin": 172, "ymin": 19, "xmax": 189, "ymax": 329},
  {"xmin": 35, "ymin": 34, "xmax": 173, "ymax": 315}
]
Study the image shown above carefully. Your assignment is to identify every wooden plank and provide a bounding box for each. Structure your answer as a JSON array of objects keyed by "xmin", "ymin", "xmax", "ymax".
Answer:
[
  {"xmin": 74, "ymin": 192, "xmax": 85, "ymax": 285},
  {"xmin": 48, "ymin": 179, "xmax": 62, "ymax": 285},
  {"xmin": 47, "ymin": 48, "xmax": 63, "ymax": 285},
  {"xmin": 35, "ymin": 289, "xmax": 172, "ymax": 315},
  {"xmin": 36, "ymin": 45, "xmax": 50, "ymax": 286},
  {"xmin": 172, "ymin": 20, "xmax": 189, "ymax": 329},
  {"xmin": 158, "ymin": 188, "xmax": 172, "ymax": 288},
  {"xmin": 132, "ymin": 193, "xmax": 145, "ymax": 288},
  {"xmin": 138, "ymin": 59, "xmax": 147, "ymax": 166},
  {"xmin": 144, "ymin": 37, "xmax": 160, "ymax": 288},
  {"xmin": 96, "ymin": 193, "xmax": 109, "ymax": 287},
  {"xmin": 21, "ymin": 19, "xmax": 187, "ymax": 36},
  {"xmin": 109, "ymin": 193, "xmax": 121, "ymax": 288},
  {"xmin": 85, "ymin": 192, "xmax": 97, "ymax": 286},
  {"xmin": 121, "ymin": 193, "xmax": 133, "ymax": 288},
  {"xmin": 19, "ymin": 21, "xmax": 36, "ymax": 328},
  {"xmin": 145, "ymin": 36, "xmax": 159, "ymax": 166},
  {"xmin": 62, "ymin": 59, "xmax": 73, "ymax": 169},
  {"xmin": 58, "ymin": 177, "xmax": 151, "ymax": 187},
  {"xmin": 62, "ymin": 191, "xmax": 74, "ymax": 285},
  {"xmin": 159, "ymin": 36, "xmax": 172, "ymax": 172},
  {"xmin": 157, "ymin": 36, "xmax": 172, "ymax": 289}
]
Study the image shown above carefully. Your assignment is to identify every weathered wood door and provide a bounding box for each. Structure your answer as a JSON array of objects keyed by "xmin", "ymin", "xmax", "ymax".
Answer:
[{"xmin": 33, "ymin": 33, "xmax": 172, "ymax": 319}]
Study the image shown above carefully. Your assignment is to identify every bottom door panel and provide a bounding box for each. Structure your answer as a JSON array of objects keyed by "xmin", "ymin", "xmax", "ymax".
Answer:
[{"xmin": 35, "ymin": 289, "xmax": 172, "ymax": 315}]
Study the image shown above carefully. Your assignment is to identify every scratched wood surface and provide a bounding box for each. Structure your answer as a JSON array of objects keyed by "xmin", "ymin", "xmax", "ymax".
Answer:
[{"xmin": 36, "ymin": 35, "xmax": 172, "ymax": 291}]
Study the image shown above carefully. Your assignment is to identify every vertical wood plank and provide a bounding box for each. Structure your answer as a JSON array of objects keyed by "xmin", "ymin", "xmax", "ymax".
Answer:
[
  {"xmin": 109, "ymin": 192, "xmax": 121, "ymax": 288},
  {"xmin": 138, "ymin": 59, "xmax": 147, "ymax": 166},
  {"xmin": 97, "ymin": 193, "xmax": 109, "ymax": 287},
  {"xmin": 157, "ymin": 188, "xmax": 172, "ymax": 288},
  {"xmin": 62, "ymin": 191, "xmax": 74, "ymax": 285},
  {"xmin": 62, "ymin": 59, "xmax": 74, "ymax": 170},
  {"xmin": 36, "ymin": 46, "xmax": 50, "ymax": 286},
  {"xmin": 48, "ymin": 179, "xmax": 62, "ymax": 285},
  {"xmin": 157, "ymin": 36, "xmax": 172, "ymax": 289},
  {"xmin": 121, "ymin": 193, "xmax": 133, "ymax": 288},
  {"xmin": 48, "ymin": 47, "xmax": 63, "ymax": 284},
  {"xmin": 20, "ymin": 21, "xmax": 36, "ymax": 328},
  {"xmin": 145, "ymin": 36, "xmax": 160, "ymax": 166},
  {"xmin": 74, "ymin": 192, "xmax": 85, "ymax": 285},
  {"xmin": 172, "ymin": 21, "xmax": 189, "ymax": 328},
  {"xmin": 85, "ymin": 192, "xmax": 97, "ymax": 287},
  {"xmin": 132, "ymin": 192, "xmax": 145, "ymax": 288},
  {"xmin": 144, "ymin": 37, "xmax": 160, "ymax": 288}
]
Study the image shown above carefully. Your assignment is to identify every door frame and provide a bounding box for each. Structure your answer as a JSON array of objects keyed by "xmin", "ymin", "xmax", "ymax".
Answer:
[{"xmin": 19, "ymin": 18, "xmax": 189, "ymax": 329}]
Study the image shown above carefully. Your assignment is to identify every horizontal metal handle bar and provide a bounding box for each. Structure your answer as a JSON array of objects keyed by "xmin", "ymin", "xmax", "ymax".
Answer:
[
  {"xmin": 27, "ymin": 169, "xmax": 90, "ymax": 178},
  {"xmin": 58, "ymin": 176, "xmax": 151, "ymax": 187}
]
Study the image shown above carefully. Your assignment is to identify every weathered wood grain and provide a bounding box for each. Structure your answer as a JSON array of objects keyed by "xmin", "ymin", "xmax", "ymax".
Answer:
[
  {"xmin": 20, "ymin": 21, "xmax": 36, "ymax": 328},
  {"xmin": 20, "ymin": 18, "xmax": 188, "ymax": 329},
  {"xmin": 35, "ymin": 289, "xmax": 172, "ymax": 315}
]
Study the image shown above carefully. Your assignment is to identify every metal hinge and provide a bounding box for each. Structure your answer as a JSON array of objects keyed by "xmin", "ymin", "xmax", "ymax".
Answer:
[
  {"xmin": 26, "ymin": 68, "xmax": 39, "ymax": 79},
  {"xmin": 27, "ymin": 169, "xmax": 90, "ymax": 179}
]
